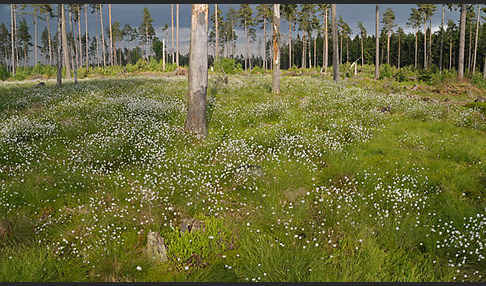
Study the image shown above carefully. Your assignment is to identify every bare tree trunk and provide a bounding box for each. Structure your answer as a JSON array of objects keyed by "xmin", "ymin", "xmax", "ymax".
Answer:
[
  {"xmin": 34, "ymin": 11, "xmax": 38, "ymax": 65},
  {"xmin": 171, "ymin": 4, "xmax": 174, "ymax": 64},
  {"xmin": 61, "ymin": 5, "xmax": 71, "ymax": 80},
  {"xmin": 483, "ymin": 56, "xmax": 486, "ymax": 79},
  {"xmin": 100, "ymin": 4, "xmax": 106, "ymax": 67},
  {"xmin": 263, "ymin": 17, "xmax": 266, "ymax": 70},
  {"xmin": 185, "ymin": 4, "xmax": 208, "ymax": 138},
  {"xmin": 314, "ymin": 37, "xmax": 317, "ymax": 68},
  {"xmin": 78, "ymin": 6, "xmax": 82, "ymax": 68},
  {"xmin": 302, "ymin": 33, "xmax": 306, "ymax": 68},
  {"xmin": 324, "ymin": 9, "xmax": 328, "ymax": 71},
  {"xmin": 215, "ymin": 4, "xmax": 219, "ymax": 61},
  {"xmin": 332, "ymin": 4, "xmax": 339, "ymax": 82},
  {"xmin": 439, "ymin": 5, "xmax": 444, "ymax": 72},
  {"xmin": 308, "ymin": 33, "xmax": 312, "ymax": 68},
  {"xmin": 449, "ymin": 39, "xmax": 452, "ymax": 70},
  {"xmin": 85, "ymin": 5, "xmax": 88, "ymax": 72},
  {"xmin": 70, "ymin": 8, "xmax": 78, "ymax": 84},
  {"xmin": 272, "ymin": 4, "xmax": 280, "ymax": 94},
  {"xmin": 468, "ymin": 16, "xmax": 473, "ymax": 72},
  {"xmin": 429, "ymin": 18, "xmax": 432, "ymax": 68},
  {"xmin": 289, "ymin": 21, "xmax": 292, "ymax": 69},
  {"xmin": 375, "ymin": 5, "xmax": 379, "ymax": 80},
  {"xmin": 176, "ymin": 4, "xmax": 180, "ymax": 67},
  {"xmin": 57, "ymin": 4, "xmax": 62, "ymax": 87},
  {"xmin": 423, "ymin": 14, "xmax": 427, "ymax": 69},
  {"xmin": 10, "ymin": 4, "xmax": 15, "ymax": 75},
  {"xmin": 415, "ymin": 31, "xmax": 418, "ymax": 69},
  {"xmin": 346, "ymin": 37, "xmax": 349, "ymax": 63},
  {"xmin": 472, "ymin": 4, "xmax": 479, "ymax": 74},
  {"xmin": 361, "ymin": 37, "xmax": 364, "ymax": 66},
  {"xmin": 109, "ymin": 4, "xmax": 113, "ymax": 65},
  {"xmin": 386, "ymin": 32, "xmax": 390, "ymax": 65},
  {"xmin": 340, "ymin": 34, "xmax": 343, "ymax": 64},
  {"xmin": 162, "ymin": 38, "xmax": 165, "ymax": 70},
  {"xmin": 398, "ymin": 32, "xmax": 401, "ymax": 69},
  {"xmin": 458, "ymin": 4, "xmax": 466, "ymax": 80},
  {"xmin": 47, "ymin": 12, "xmax": 52, "ymax": 66}
]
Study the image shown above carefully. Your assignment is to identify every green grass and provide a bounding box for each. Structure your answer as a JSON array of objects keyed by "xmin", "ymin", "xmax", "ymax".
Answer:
[{"xmin": 0, "ymin": 74, "xmax": 484, "ymax": 282}]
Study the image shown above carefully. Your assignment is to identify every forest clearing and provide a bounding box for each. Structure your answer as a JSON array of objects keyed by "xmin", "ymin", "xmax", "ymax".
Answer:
[
  {"xmin": 1, "ymin": 2, "xmax": 486, "ymax": 283},
  {"xmin": 0, "ymin": 69, "xmax": 485, "ymax": 282}
]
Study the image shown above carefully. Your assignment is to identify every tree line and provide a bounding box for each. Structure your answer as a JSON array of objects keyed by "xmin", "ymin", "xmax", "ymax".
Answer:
[{"xmin": 1, "ymin": 4, "xmax": 485, "ymax": 82}]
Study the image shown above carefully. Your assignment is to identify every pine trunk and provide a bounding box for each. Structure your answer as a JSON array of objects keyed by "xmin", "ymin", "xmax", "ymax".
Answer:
[
  {"xmin": 398, "ymin": 32, "xmax": 401, "ymax": 69},
  {"xmin": 289, "ymin": 21, "xmax": 292, "ymax": 69},
  {"xmin": 458, "ymin": 4, "xmax": 466, "ymax": 80},
  {"xmin": 176, "ymin": 4, "xmax": 180, "ymax": 67},
  {"xmin": 361, "ymin": 37, "xmax": 364, "ymax": 66},
  {"xmin": 263, "ymin": 17, "xmax": 266, "ymax": 70},
  {"xmin": 109, "ymin": 4, "xmax": 113, "ymax": 65},
  {"xmin": 375, "ymin": 5, "xmax": 379, "ymax": 79},
  {"xmin": 47, "ymin": 13, "xmax": 52, "ymax": 66},
  {"xmin": 185, "ymin": 4, "xmax": 208, "ymax": 138},
  {"xmin": 423, "ymin": 15, "xmax": 427, "ymax": 69},
  {"xmin": 439, "ymin": 5, "xmax": 444, "ymax": 72},
  {"xmin": 386, "ymin": 32, "xmax": 390, "ymax": 65},
  {"xmin": 171, "ymin": 4, "xmax": 174, "ymax": 64},
  {"xmin": 61, "ymin": 5, "xmax": 71, "ymax": 79},
  {"xmin": 11, "ymin": 4, "xmax": 15, "ymax": 75},
  {"xmin": 332, "ymin": 4, "xmax": 339, "ymax": 81},
  {"xmin": 472, "ymin": 4, "xmax": 479, "ymax": 74},
  {"xmin": 70, "ymin": 8, "xmax": 78, "ymax": 84},
  {"xmin": 85, "ymin": 5, "xmax": 88, "ymax": 71},
  {"xmin": 415, "ymin": 31, "xmax": 418, "ymax": 69},
  {"xmin": 272, "ymin": 4, "xmax": 280, "ymax": 94},
  {"xmin": 100, "ymin": 4, "xmax": 106, "ymax": 67},
  {"xmin": 57, "ymin": 4, "xmax": 62, "ymax": 86},
  {"xmin": 215, "ymin": 4, "xmax": 218, "ymax": 60},
  {"xmin": 324, "ymin": 9, "xmax": 328, "ymax": 72},
  {"xmin": 34, "ymin": 11, "xmax": 38, "ymax": 65}
]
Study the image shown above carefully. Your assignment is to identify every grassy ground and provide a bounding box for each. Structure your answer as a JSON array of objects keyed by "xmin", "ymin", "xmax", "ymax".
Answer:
[{"xmin": 0, "ymin": 73, "xmax": 485, "ymax": 282}]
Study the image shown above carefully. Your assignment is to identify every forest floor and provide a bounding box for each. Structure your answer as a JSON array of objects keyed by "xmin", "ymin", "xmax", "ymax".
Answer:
[{"xmin": 0, "ymin": 73, "xmax": 485, "ymax": 282}]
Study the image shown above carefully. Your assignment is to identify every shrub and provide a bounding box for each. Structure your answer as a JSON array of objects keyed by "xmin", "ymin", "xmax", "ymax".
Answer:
[
  {"xmin": 0, "ymin": 65, "xmax": 9, "ymax": 81},
  {"xmin": 379, "ymin": 64, "xmax": 393, "ymax": 80},
  {"xmin": 213, "ymin": 58, "xmax": 241, "ymax": 74}
]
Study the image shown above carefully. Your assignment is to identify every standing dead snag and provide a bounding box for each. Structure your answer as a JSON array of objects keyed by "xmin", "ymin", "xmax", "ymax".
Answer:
[
  {"xmin": 185, "ymin": 4, "xmax": 209, "ymax": 139},
  {"xmin": 272, "ymin": 4, "xmax": 280, "ymax": 94},
  {"xmin": 331, "ymin": 4, "xmax": 339, "ymax": 82}
]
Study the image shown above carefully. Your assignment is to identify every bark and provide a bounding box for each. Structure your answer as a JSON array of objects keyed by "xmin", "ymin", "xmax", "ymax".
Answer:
[
  {"xmin": 439, "ymin": 5, "xmax": 444, "ymax": 72},
  {"xmin": 95, "ymin": 8, "xmax": 100, "ymax": 66},
  {"xmin": 308, "ymin": 32, "xmax": 312, "ymax": 68},
  {"xmin": 100, "ymin": 4, "xmax": 106, "ymax": 67},
  {"xmin": 289, "ymin": 21, "xmax": 292, "ymax": 69},
  {"xmin": 361, "ymin": 37, "xmax": 364, "ymax": 66},
  {"xmin": 57, "ymin": 4, "xmax": 62, "ymax": 87},
  {"xmin": 70, "ymin": 8, "xmax": 78, "ymax": 84},
  {"xmin": 386, "ymin": 32, "xmax": 390, "ymax": 65},
  {"xmin": 468, "ymin": 15, "xmax": 472, "ymax": 72},
  {"xmin": 10, "ymin": 4, "xmax": 15, "ymax": 75},
  {"xmin": 423, "ymin": 14, "xmax": 427, "ymax": 69},
  {"xmin": 415, "ymin": 31, "xmax": 418, "ymax": 69},
  {"xmin": 162, "ymin": 39, "xmax": 165, "ymax": 70},
  {"xmin": 302, "ymin": 33, "xmax": 306, "ymax": 68},
  {"xmin": 375, "ymin": 5, "xmax": 379, "ymax": 79},
  {"xmin": 47, "ymin": 12, "xmax": 52, "ymax": 66},
  {"xmin": 449, "ymin": 39, "xmax": 452, "ymax": 70},
  {"xmin": 483, "ymin": 56, "xmax": 486, "ymax": 79},
  {"xmin": 176, "ymin": 4, "xmax": 180, "ymax": 67},
  {"xmin": 61, "ymin": 5, "xmax": 71, "ymax": 80},
  {"xmin": 458, "ymin": 4, "xmax": 466, "ymax": 80},
  {"xmin": 109, "ymin": 4, "xmax": 113, "ymax": 65},
  {"xmin": 215, "ymin": 4, "xmax": 219, "ymax": 60},
  {"xmin": 332, "ymin": 4, "xmax": 339, "ymax": 82},
  {"xmin": 398, "ymin": 32, "xmax": 401, "ymax": 69},
  {"xmin": 324, "ymin": 9, "xmax": 328, "ymax": 72},
  {"xmin": 185, "ymin": 4, "xmax": 208, "ymax": 139},
  {"xmin": 340, "ymin": 34, "xmax": 343, "ymax": 64},
  {"xmin": 314, "ymin": 37, "xmax": 317, "ymax": 68},
  {"xmin": 272, "ymin": 4, "xmax": 280, "ymax": 94},
  {"xmin": 472, "ymin": 4, "xmax": 479, "ymax": 74},
  {"xmin": 85, "ymin": 5, "xmax": 88, "ymax": 72},
  {"xmin": 171, "ymin": 4, "xmax": 174, "ymax": 64},
  {"xmin": 34, "ymin": 11, "xmax": 38, "ymax": 65},
  {"xmin": 429, "ymin": 18, "xmax": 432, "ymax": 68},
  {"xmin": 263, "ymin": 17, "xmax": 266, "ymax": 70},
  {"xmin": 78, "ymin": 6, "xmax": 82, "ymax": 68}
]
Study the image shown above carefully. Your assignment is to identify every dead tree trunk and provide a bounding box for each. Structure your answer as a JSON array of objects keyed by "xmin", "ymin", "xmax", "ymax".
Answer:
[
  {"xmin": 458, "ymin": 4, "xmax": 466, "ymax": 80},
  {"xmin": 57, "ymin": 4, "xmax": 62, "ymax": 87},
  {"xmin": 332, "ymin": 4, "xmax": 339, "ymax": 82},
  {"xmin": 272, "ymin": 4, "xmax": 280, "ymax": 94},
  {"xmin": 375, "ymin": 5, "xmax": 379, "ymax": 79},
  {"xmin": 185, "ymin": 4, "xmax": 208, "ymax": 139}
]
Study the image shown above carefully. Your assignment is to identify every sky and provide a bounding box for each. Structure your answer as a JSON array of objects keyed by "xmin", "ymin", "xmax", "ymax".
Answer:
[{"xmin": 0, "ymin": 4, "xmax": 462, "ymax": 58}]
